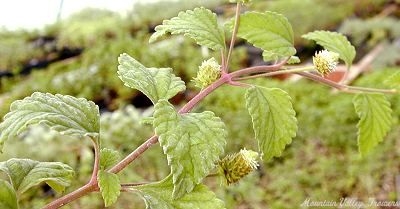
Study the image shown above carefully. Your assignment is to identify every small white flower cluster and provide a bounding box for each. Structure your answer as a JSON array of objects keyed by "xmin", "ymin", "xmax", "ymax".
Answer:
[
  {"xmin": 192, "ymin": 57, "xmax": 221, "ymax": 89},
  {"xmin": 239, "ymin": 148, "xmax": 259, "ymax": 169},
  {"xmin": 313, "ymin": 50, "xmax": 339, "ymax": 76}
]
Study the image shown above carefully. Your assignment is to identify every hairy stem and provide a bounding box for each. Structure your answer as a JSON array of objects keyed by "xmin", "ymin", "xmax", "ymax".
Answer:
[
  {"xmin": 224, "ymin": 2, "xmax": 241, "ymax": 72},
  {"xmin": 42, "ymin": 183, "xmax": 97, "ymax": 209},
  {"xmin": 43, "ymin": 137, "xmax": 101, "ymax": 209},
  {"xmin": 90, "ymin": 137, "xmax": 100, "ymax": 182},
  {"xmin": 108, "ymin": 135, "xmax": 159, "ymax": 174},
  {"xmin": 233, "ymin": 66, "xmax": 314, "ymax": 80},
  {"xmin": 121, "ymin": 182, "xmax": 148, "ymax": 187},
  {"xmin": 179, "ymin": 75, "xmax": 230, "ymax": 113},
  {"xmin": 220, "ymin": 49, "xmax": 226, "ymax": 72},
  {"xmin": 297, "ymin": 72, "xmax": 397, "ymax": 94},
  {"xmin": 229, "ymin": 60, "xmax": 288, "ymax": 78}
]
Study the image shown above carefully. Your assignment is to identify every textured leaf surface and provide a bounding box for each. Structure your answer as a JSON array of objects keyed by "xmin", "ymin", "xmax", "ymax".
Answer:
[
  {"xmin": 149, "ymin": 7, "xmax": 225, "ymax": 50},
  {"xmin": 153, "ymin": 100, "xmax": 226, "ymax": 199},
  {"xmin": 118, "ymin": 53, "xmax": 186, "ymax": 104},
  {"xmin": 228, "ymin": 11, "xmax": 296, "ymax": 61},
  {"xmin": 0, "ymin": 158, "xmax": 74, "ymax": 194},
  {"xmin": 302, "ymin": 30, "xmax": 356, "ymax": 68},
  {"xmin": 136, "ymin": 175, "xmax": 225, "ymax": 209},
  {"xmin": 98, "ymin": 170, "xmax": 121, "ymax": 207},
  {"xmin": 353, "ymin": 93, "xmax": 392, "ymax": 156},
  {"xmin": 100, "ymin": 148, "xmax": 120, "ymax": 170},
  {"xmin": 245, "ymin": 87, "xmax": 297, "ymax": 161},
  {"xmin": 0, "ymin": 180, "xmax": 18, "ymax": 209},
  {"xmin": 0, "ymin": 92, "xmax": 100, "ymax": 152}
]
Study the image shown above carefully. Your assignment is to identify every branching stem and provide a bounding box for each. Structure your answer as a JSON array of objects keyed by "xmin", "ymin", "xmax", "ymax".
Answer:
[
  {"xmin": 224, "ymin": 2, "xmax": 241, "ymax": 73},
  {"xmin": 297, "ymin": 72, "xmax": 397, "ymax": 94}
]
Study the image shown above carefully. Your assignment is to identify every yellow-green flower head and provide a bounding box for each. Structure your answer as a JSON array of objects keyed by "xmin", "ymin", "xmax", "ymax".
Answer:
[
  {"xmin": 218, "ymin": 148, "xmax": 259, "ymax": 185},
  {"xmin": 313, "ymin": 50, "xmax": 339, "ymax": 76},
  {"xmin": 192, "ymin": 57, "xmax": 221, "ymax": 89}
]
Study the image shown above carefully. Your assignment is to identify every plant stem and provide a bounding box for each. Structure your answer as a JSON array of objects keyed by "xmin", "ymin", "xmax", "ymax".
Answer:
[
  {"xmin": 121, "ymin": 182, "xmax": 148, "ymax": 187},
  {"xmin": 178, "ymin": 75, "xmax": 230, "ymax": 113},
  {"xmin": 89, "ymin": 137, "xmax": 100, "ymax": 182},
  {"xmin": 108, "ymin": 135, "xmax": 159, "ymax": 174},
  {"xmin": 220, "ymin": 49, "xmax": 226, "ymax": 73},
  {"xmin": 229, "ymin": 59, "xmax": 288, "ymax": 78},
  {"xmin": 297, "ymin": 72, "xmax": 397, "ymax": 94},
  {"xmin": 42, "ymin": 183, "xmax": 97, "ymax": 209},
  {"xmin": 224, "ymin": 2, "xmax": 241, "ymax": 72},
  {"xmin": 43, "ymin": 137, "xmax": 101, "ymax": 209},
  {"xmin": 233, "ymin": 66, "xmax": 314, "ymax": 81}
]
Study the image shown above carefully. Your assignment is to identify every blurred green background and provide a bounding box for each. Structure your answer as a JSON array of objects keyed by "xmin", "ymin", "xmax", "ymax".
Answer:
[{"xmin": 0, "ymin": 0, "xmax": 399, "ymax": 208}]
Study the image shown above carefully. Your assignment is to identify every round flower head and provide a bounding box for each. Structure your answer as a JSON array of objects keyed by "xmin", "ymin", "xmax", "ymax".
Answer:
[
  {"xmin": 192, "ymin": 57, "xmax": 221, "ymax": 89},
  {"xmin": 218, "ymin": 148, "xmax": 259, "ymax": 185},
  {"xmin": 313, "ymin": 50, "xmax": 339, "ymax": 76}
]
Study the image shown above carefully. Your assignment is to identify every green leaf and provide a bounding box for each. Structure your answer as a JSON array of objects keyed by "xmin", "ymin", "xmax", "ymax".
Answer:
[
  {"xmin": 353, "ymin": 93, "xmax": 392, "ymax": 156},
  {"xmin": 0, "ymin": 180, "xmax": 18, "ymax": 209},
  {"xmin": 245, "ymin": 86, "xmax": 297, "ymax": 161},
  {"xmin": 100, "ymin": 148, "xmax": 120, "ymax": 170},
  {"xmin": 153, "ymin": 100, "xmax": 226, "ymax": 199},
  {"xmin": 227, "ymin": 11, "xmax": 296, "ymax": 61},
  {"xmin": 302, "ymin": 30, "xmax": 356, "ymax": 69},
  {"xmin": 136, "ymin": 175, "xmax": 225, "ymax": 209},
  {"xmin": 384, "ymin": 71, "xmax": 400, "ymax": 90},
  {"xmin": 117, "ymin": 53, "xmax": 186, "ymax": 104},
  {"xmin": 0, "ymin": 92, "xmax": 100, "ymax": 152},
  {"xmin": 98, "ymin": 170, "xmax": 121, "ymax": 207},
  {"xmin": 0, "ymin": 158, "xmax": 74, "ymax": 194},
  {"xmin": 149, "ymin": 7, "xmax": 225, "ymax": 50}
]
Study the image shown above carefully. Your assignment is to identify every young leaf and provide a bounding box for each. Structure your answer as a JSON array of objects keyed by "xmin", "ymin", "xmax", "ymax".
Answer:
[
  {"xmin": 0, "ymin": 180, "xmax": 18, "ymax": 209},
  {"xmin": 227, "ymin": 11, "xmax": 296, "ymax": 61},
  {"xmin": 153, "ymin": 100, "xmax": 226, "ymax": 199},
  {"xmin": 245, "ymin": 86, "xmax": 297, "ymax": 161},
  {"xmin": 0, "ymin": 92, "xmax": 100, "ymax": 152},
  {"xmin": 100, "ymin": 148, "xmax": 120, "ymax": 170},
  {"xmin": 149, "ymin": 7, "xmax": 225, "ymax": 50},
  {"xmin": 98, "ymin": 170, "xmax": 121, "ymax": 207},
  {"xmin": 117, "ymin": 53, "xmax": 186, "ymax": 104},
  {"xmin": 302, "ymin": 30, "xmax": 356, "ymax": 69},
  {"xmin": 135, "ymin": 175, "xmax": 226, "ymax": 209},
  {"xmin": 353, "ymin": 93, "xmax": 392, "ymax": 156},
  {"xmin": 0, "ymin": 158, "xmax": 74, "ymax": 194},
  {"xmin": 287, "ymin": 56, "xmax": 300, "ymax": 64}
]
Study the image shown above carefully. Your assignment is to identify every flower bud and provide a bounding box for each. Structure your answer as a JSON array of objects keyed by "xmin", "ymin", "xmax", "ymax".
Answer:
[
  {"xmin": 218, "ymin": 148, "xmax": 259, "ymax": 185},
  {"xmin": 313, "ymin": 50, "xmax": 339, "ymax": 76},
  {"xmin": 192, "ymin": 57, "xmax": 221, "ymax": 89}
]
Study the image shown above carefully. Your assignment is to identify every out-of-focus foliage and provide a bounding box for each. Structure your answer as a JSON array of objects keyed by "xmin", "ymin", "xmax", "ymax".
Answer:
[
  {"xmin": 340, "ymin": 17, "xmax": 400, "ymax": 47},
  {"xmin": 339, "ymin": 17, "xmax": 400, "ymax": 69},
  {"xmin": 56, "ymin": 9, "xmax": 124, "ymax": 48},
  {"xmin": 0, "ymin": 30, "xmax": 47, "ymax": 73},
  {"xmin": 128, "ymin": 0, "xmax": 224, "ymax": 30}
]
